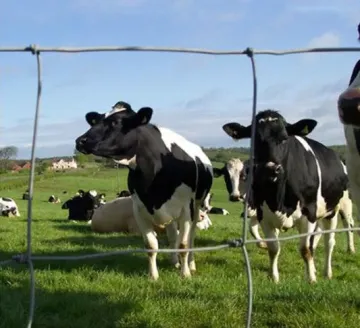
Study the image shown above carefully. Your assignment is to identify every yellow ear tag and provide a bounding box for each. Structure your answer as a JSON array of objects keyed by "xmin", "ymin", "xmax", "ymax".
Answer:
[
  {"xmin": 301, "ymin": 125, "xmax": 309, "ymax": 135},
  {"xmin": 92, "ymin": 119, "xmax": 97, "ymax": 125}
]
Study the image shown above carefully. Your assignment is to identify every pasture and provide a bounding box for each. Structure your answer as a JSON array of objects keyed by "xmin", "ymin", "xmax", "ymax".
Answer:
[{"xmin": 1, "ymin": 167, "xmax": 360, "ymax": 328}]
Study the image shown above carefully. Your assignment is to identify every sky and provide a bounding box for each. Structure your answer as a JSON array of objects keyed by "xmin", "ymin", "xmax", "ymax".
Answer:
[{"xmin": 0, "ymin": 0, "xmax": 360, "ymax": 159}]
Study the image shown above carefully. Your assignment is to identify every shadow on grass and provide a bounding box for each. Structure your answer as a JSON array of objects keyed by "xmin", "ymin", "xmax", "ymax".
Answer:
[{"xmin": 0, "ymin": 283, "xmax": 146, "ymax": 328}]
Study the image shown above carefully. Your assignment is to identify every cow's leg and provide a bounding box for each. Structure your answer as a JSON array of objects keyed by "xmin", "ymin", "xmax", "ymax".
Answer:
[
  {"xmin": 188, "ymin": 203, "xmax": 200, "ymax": 273},
  {"xmin": 339, "ymin": 196, "xmax": 355, "ymax": 254},
  {"xmin": 165, "ymin": 221, "xmax": 180, "ymax": 268},
  {"xmin": 177, "ymin": 207, "xmax": 192, "ymax": 278},
  {"xmin": 249, "ymin": 216, "xmax": 267, "ymax": 249},
  {"xmin": 298, "ymin": 216, "xmax": 317, "ymax": 283},
  {"xmin": 310, "ymin": 224, "xmax": 322, "ymax": 252},
  {"xmin": 322, "ymin": 213, "xmax": 338, "ymax": 279},
  {"xmin": 260, "ymin": 220, "xmax": 280, "ymax": 283},
  {"xmin": 133, "ymin": 204, "xmax": 159, "ymax": 281}
]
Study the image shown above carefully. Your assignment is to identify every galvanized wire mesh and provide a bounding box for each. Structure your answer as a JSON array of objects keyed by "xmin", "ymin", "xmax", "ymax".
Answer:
[{"xmin": 1, "ymin": 44, "xmax": 360, "ymax": 328}]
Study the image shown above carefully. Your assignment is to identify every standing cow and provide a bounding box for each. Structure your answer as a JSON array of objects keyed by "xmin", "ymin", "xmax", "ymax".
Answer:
[
  {"xmin": 213, "ymin": 158, "xmax": 267, "ymax": 249},
  {"xmin": 75, "ymin": 101, "xmax": 213, "ymax": 280},
  {"xmin": 222, "ymin": 109, "xmax": 352, "ymax": 283}
]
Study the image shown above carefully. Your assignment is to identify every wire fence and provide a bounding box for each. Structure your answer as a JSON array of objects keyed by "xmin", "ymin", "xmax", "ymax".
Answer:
[{"xmin": 1, "ymin": 44, "xmax": 360, "ymax": 328}]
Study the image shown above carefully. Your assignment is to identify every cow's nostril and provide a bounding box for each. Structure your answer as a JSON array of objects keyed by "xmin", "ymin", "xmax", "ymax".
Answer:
[{"xmin": 79, "ymin": 138, "xmax": 87, "ymax": 145}]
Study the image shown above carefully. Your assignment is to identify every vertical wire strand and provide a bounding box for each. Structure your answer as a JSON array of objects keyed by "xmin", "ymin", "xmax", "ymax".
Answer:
[
  {"xmin": 242, "ymin": 48, "xmax": 258, "ymax": 328},
  {"xmin": 25, "ymin": 48, "xmax": 42, "ymax": 328}
]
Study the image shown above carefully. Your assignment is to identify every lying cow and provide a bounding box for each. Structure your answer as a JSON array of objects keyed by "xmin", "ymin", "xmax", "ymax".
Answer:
[
  {"xmin": 75, "ymin": 100, "xmax": 213, "ymax": 280},
  {"xmin": 222, "ymin": 109, "xmax": 354, "ymax": 283},
  {"xmin": 48, "ymin": 195, "xmax": 61, "ymax": 203},
  {"xmin": 62, "ymin": 190, "xmax": 106, "ymax": 221},
  {"xmin": 116, "ymin": 190, "xmax": 131, "ymax": 198},
  {"xmin": 90, "ymin": 196, "xmax": 212, "ymax": 234},
  {"xmin": 0, "ymin": 197, "xmax": 21, "ymax": 217},
  {"xmin": 201, "ymin": 192, "xmax": 229, "ymax": 215}
]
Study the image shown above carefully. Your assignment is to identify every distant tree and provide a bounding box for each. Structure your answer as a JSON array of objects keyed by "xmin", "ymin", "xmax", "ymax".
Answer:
[
  {"xmin": 73, "ymin": 148, "xmax": 90, "ymax": 165},
  {"xmin": 0, "ymin": 146, "xmax": 18, "ymax": 172},
  {"xmin": 36, "ymin": 161, "xmax": 50, "ymax": 175},
  {"xmin": 0, "ymin": 146, "xmax": 18, "ymax": 160}
]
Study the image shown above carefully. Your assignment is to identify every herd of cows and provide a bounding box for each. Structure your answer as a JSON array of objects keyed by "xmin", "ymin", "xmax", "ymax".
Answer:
[{"xmin": 2, "ymin": 29, "xmax": 360, "ymax": 284}]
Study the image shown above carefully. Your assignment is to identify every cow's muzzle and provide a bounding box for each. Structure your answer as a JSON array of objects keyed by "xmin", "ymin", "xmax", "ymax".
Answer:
[{"xmin": 338, "ymin": 88, "xmax": 360, "ymax": 127}]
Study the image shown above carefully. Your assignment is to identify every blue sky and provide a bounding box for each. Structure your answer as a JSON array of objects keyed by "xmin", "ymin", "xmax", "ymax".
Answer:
[{"xmin": 0, "ymin": 0, "xmax": 359, "ymax": 159}]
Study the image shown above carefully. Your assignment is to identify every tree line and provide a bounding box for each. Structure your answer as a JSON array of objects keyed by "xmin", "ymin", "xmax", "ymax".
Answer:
[{"xmin": 0, "ymin": 144, "xmax": 348, "ymax": 174}]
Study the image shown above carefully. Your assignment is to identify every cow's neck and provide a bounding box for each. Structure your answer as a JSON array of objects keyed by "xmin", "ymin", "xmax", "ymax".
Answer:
[{"xmin": 130, "ymin": 124, "xmax": 169, "ymax": 179}]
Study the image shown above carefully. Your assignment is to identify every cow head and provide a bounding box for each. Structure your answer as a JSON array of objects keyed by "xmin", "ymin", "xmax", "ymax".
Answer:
[
  {"xmin": 75, "ymin": 101, "xmax": 153, "ymax": 164},
  {"xmin": 213, "ymin": 158, "xmax": 245, "ymax": 202},
  {"xmin": 337, "ymin": 23, "xmax": 360, "ymax": 127},
  {"xmin": 222, "ymin": 110, "xmax": 317, "ymax": 165}
]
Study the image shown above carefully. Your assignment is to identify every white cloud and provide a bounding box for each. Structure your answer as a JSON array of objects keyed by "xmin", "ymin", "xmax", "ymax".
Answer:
[
  {"xmin": 307, "ymin": 32, "xmax": 341, "ymax": 48},
  {"xmin": 301, "ymin": 31, "xmax": 341, "ymax": 63}
]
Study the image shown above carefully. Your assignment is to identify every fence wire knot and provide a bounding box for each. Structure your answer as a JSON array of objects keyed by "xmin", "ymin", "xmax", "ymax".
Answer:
[
  {"xmin": 245, "ymin": 47, "xmax": 254, "ymax": 58},
  {"xmin": 12, "ymin": 254, "xmax": 29, "ymax": 264},
  {"xmin": 26, "ymin": 44, "xmax": 39, "ymax": 55},
  {"xmin": 227, "ymin": 239, "xmax": 244, "ymax": 248}
]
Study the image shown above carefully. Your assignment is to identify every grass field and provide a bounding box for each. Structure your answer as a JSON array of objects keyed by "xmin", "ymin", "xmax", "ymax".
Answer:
[{"xmin": 1, "ymin": 167, "xmax": 360, "ymax": 328}]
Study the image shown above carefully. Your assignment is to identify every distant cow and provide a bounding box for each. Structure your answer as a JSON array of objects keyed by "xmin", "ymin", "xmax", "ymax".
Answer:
[
  {"xmin": 75, "ymin": 100, "xmax": 213, "ymax": 280},
  {"xmin": 116, "ymin": 190, "xmax": 131, "ymax": 198},
  {"xmin": 201, "ymin": 192, "xmax": 229, "ymax": 215},
  {"xmin": 22, "ymin": 190, "xmax": 30, "ymax": 200},
  {"xmin": 90, "ymin": 196, "xmax": 213, "ymax": 234},
  {"xmin": 48, "ymin": 195, "xmax": 61, "ymax": 203},
  {"xmin": 222, "ymin": 109, "xmax": 354, "ymax": 283},
  {"xmin": 213, "ymin": 158, "xmax": 267, "ymax": 249},
  {"xmin": 0, "ymin": 197, "xmax": 20, "ymax": 217},
  {"xmin": 62, "ymin": 190, "xmax": 105, "ymax": 221},
  {"xmin": 337, "ymin": 27, "xmax": 360, "ymax": 240}
]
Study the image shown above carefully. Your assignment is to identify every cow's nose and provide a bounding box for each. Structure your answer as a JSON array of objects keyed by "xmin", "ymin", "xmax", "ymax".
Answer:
[{"xmin": 338, "ymin": 88, "xmax": 360, "ymax": 126}]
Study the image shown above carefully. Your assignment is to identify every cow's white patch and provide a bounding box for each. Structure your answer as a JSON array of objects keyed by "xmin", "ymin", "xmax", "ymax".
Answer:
[
  {"xmin": 262, "ymin": 201, "xmax": 302, "ymax": 230},
  {"xmin": 159, "ymin": 127, "xmax": 212, "ymax": 166},
  {"xmin": 132, "ymin": 183, "xmax": 193, "ymax": 227},
  {"xmin": 0, "ymin": 197, "xmax": 20, "ymax": 217},
  {"xmin": 89, "ymin": 190, "xmax": 97, "ymax": 197},
  {"xmin": 105, "ymin": 105, "xmax": 128, "ymax": 118},
  {"xmin": 225, "ymin": 158, "xmax": 243, "ymax": 198},
  {"xmin": 259, "ymin": 117, "xmax": 278, "ymax": 124},
  {"xmin": 114, "ymin": 155, "xmax": 137, "ymax": 169},
  {"xmin": 294, "ymin": 136, "xmax": 328, "ymax": 218}
]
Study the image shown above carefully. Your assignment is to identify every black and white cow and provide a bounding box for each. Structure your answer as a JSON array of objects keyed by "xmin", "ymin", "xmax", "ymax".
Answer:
[
  {"xmin": 0, "ymin": 197, "xmax": 20, "ymax": 217},
  {"xmin": 62, "ymin": 190, "xmax": 105, "ymax": 221},
  {"xmin": 213, "ymin": 158, "xmax": 267, "ymax": 249},
  {"xmin": 201, "ymin": 192, "xmax": 229, "ymax": 215},
  {"xmin": 222, "ymin": 109, "xmax": 353, "ymax": 283},
  {"xmin": 74, "ymin": 101, "xmax": 213, "ymax": 280},
  {"xmin": 337, "ymin": 24, "xmax": 360, "ymax": 239},
  {"xmin": 239, "ymin": 158, "xmax": 355, "ymax": 253}
]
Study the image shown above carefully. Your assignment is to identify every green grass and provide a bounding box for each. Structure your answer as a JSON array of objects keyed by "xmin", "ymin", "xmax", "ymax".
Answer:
[{"xmin": 1, "ymin": 167, "xmax": 360, "ymax": 328}]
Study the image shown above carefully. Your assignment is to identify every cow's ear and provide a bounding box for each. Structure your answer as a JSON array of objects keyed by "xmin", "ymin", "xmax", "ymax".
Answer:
[
  {"xmin": 223, "ymin": 123, "xmax": 251, "ymax": 140},
  {"xmin": 213, "ymin": 167, "xmax": 224, "ymax": 177},
  {"xmin": 286, "ymin": 119, "xmax": 317, "ymax": 136},
  {"xmin": 123, "ymin": 107, "xmax": 153, "ymax": 130},
  {"xmin": 86, "ymin": 112, "xmax": 105, "ymax": 126}
]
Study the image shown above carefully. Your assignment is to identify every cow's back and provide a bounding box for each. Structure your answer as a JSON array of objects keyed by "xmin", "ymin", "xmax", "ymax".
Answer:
[
  {"xmin": 291, "ymin": 136, "xmax": 348, "ymax": 212},
  {"xmin": 128, "ymin": 126, "xmax": 213, "ymax": 218}
]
